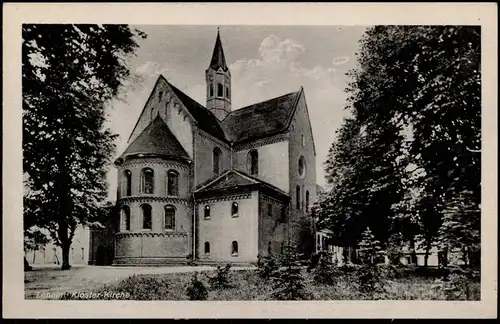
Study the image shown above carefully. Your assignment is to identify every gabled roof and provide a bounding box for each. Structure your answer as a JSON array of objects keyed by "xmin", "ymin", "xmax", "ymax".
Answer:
[
  {"xmin": 208, "ymin": 29, "xmax": 228, "ymax": 72},
  {"xmin": 165, "ymin": 78, "xmax": 228, "ymax": 142},
  {"xmin": 222, "ymin": 88, "xmax": 302, "ymax": 144},
  {"xmin": 119, "ymin": 115, "xmax": 190, "ymax": 161},
  {"xmin": 194, "ymin": 169, "xmax": 289, "ymax": 200}
]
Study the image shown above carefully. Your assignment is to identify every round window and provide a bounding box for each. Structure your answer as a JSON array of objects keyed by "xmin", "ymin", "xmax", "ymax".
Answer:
[{"xmin": 298, "ymin": 156, "xmax": 306, "ymax": 178}]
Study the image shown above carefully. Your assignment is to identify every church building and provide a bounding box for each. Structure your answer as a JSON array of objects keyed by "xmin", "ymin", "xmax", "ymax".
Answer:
[{"xmin": 105, "ymin": 30, "xmax": 317, "ymax": 265}]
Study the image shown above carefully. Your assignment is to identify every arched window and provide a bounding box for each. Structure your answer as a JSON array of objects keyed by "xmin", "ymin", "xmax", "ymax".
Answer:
[
  {"xmin": 158, "ymin": 91, "xmax": 164, "ymax": 101},
  {"xmin": 209, "ymin": 84, "xmax": 214, "ymax": 97},
  {"xmin": 296, "ymin": 185, "xmax": 301, "ymax": 210},
  {"xmin": 301, "ymin": 134, "xmax": 305, "ymax": 146},
  {"xmin": 141, "ymin": 204, "xmax": 152, "ymax": 230},
  {"xmin": 247, "ymin": 150, "xmax": 258, "ymax": 175},
  {"xmin": 140, "ymin": 168, "xmax": 154, "ymax": 194},
  {"xmin": 123, "ymin": 170, "xmax": 132, "ymax": 196},
  {"xmin": 267, "ymin": 203, "xmax": 272, "ymax": 216},
  {"xmin": 306, "ymin": 190, "xmax": 310, "ymax": 213},
  {"xmin": 298, "ymin": 156, "xmax": 306, "ymax": 178},
  {"xmin": 213, "ymin": 147, "xmax": 221, "ymax": 176},
  {"xmin": 204, "ymin": 242, "xmax": 210, "ymax": 254},
  {"xmin": 164, "ymin": 205, "xmax": 176, "ymax": 230},
  {"xmin": 231, "ymin": 241, "xmax": 239, "ymax": 256},
  {"xmin": 121, "ymin": 206, "xmax": 130, "ymax": 231},
  {"xmin": 217, "ymin": 83, "xmax": 223, "ymax": 97},
  {"xmin": 204, "ymin": 205, "xmax": 211, "ymax": 220},
  {"xmin": 167, "ymin": 170, "xmax": 179, "ymax": 196},
  {"xmin": 231, "ymin": 202, "xmax": 239, "ymax": 217},
  {"xmin": 226, "ymin": 86, "xmax": 230, "ymax": 99}
]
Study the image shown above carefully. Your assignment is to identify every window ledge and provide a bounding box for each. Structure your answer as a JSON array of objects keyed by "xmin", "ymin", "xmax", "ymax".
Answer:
[
  {"xmin": 231, "ymin": 214, "xmax": 239, "ymax": 218},
  {"xmin": 231, "ymin": 253, "xmax": 239, "ymax": 257},
  {"xmin": 204, "ymin": 217, "xmax": 211, "ymax": 220}
]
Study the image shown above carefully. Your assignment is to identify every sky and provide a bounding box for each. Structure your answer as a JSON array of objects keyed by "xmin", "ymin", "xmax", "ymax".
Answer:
[{"xmin": 106, "ymin": 25, "xmax": 368, "ymax": 200}]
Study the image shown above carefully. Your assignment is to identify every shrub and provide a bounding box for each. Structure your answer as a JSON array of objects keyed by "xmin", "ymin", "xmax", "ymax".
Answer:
[
  {"xmin": 185, "ymin": 273, "xmax": 208, "ymax": 300},
  {"xmin": 312, "ymin": 253, "xmax": 341, "ymax": 286},
  {"xmin": 256, "ymin": 253, "xmax": 279, "ymax": 280},
  {"xmin": 208, "ymin": 264, "xmax": 233, "ymax": 289},
  {"xmin": 271, "ymin": 245, "xmax": 309, "ymax": 300},
  {"xmin": 433, "ymin": 267, "xmax": 479, "ymax": 300}
]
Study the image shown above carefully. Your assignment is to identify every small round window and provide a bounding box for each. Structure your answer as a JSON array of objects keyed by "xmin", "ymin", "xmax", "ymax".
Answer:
[{"xmin": 298, "ymin": 156, "xmax": 306, "ymax": 178}]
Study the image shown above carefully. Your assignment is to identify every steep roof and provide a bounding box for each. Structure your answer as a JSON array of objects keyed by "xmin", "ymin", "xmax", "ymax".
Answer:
[
  {"xmin": 165, "ymin": 79, "xmax": 228, "ymax": 141},
  {"xmin": 120, "ymin": 115, "xmax": 190, "ymax": 161},
  {"xmin": 222, "ymin": 89, "xmax": 302, "ymax": 144},
  {"xmin": 195, "ymin": 169, "xmax": 289, "ymax": 200},
  {"xmin": 208, "ymin": 30, "xmax": 228, "ymax": 72}
]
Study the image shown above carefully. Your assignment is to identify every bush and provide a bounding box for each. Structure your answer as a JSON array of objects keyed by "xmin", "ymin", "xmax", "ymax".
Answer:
[
  {"xmin": 271, "ymin": 245, "xmax": 309, "ymax": 300},
  {"xmin": 312, "ymin": 253, "xmax": 341, "ymax": 286},
  {"xmin": 256, "ymin": 253, "xmax": 279, "ymax": 280},
  {"xmin": 185, "ymin": 273, "xmax": 208, "ymax": 300},
  {"xmin": 208, "ymin": 264, "xmax": 233, "ymax": 289}
]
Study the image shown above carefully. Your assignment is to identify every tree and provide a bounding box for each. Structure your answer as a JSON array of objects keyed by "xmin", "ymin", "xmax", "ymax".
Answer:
[
  {"xmin": 186, "ymin": 273, "xmax": 208, "ymax": 300},
  {"xmin": 22, "ymin": 24, "xmax": 146, "ymax": 270}
]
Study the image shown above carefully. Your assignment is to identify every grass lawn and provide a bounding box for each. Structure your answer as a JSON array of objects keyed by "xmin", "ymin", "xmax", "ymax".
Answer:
[{"xmin": 58, "ymin": 268, "xmax": 480, "ymax": 301}]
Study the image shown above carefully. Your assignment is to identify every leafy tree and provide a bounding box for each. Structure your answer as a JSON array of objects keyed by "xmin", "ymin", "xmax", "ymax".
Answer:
[
  {"xmin": 271, "ymin": 245, "xmax": 308, "ymax": 300},
  {"xmin": 22, "ymin": 24, "xmax": 146, "ymax": 270}
]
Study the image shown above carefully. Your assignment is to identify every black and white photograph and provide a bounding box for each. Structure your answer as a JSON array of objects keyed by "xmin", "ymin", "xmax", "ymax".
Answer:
[{"xmin": 3, "ymin": 2, "xmax": 497, "ymax": 319}]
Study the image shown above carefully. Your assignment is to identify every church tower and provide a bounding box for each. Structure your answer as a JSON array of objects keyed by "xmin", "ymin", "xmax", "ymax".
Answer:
[{"xmin": 206, "ymin": 28, "xmax": 231, "ymax": 120}]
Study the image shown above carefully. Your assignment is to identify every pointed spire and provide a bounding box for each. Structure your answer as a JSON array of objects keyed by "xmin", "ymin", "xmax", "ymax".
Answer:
[{"xmin": 209, "ymin": 27, "xmax": 228, "ymax": 71}]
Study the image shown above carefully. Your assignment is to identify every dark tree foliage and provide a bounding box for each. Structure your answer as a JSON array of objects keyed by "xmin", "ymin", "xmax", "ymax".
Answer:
[
  {"xmin": 23, "ymin": 24, "xmax": 146, "ymax": 270},
  {"xmin": 314, "ymin": 26, "xmax": 480, "ymax": 266}
]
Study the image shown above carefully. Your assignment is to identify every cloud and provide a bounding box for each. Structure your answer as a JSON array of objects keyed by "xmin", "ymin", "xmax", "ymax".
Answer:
[
  {"xmin": 332, "ymin": 56, "xmax": 350, "ymax": 65},
  {"xmin": 228, "ymin": 35, "xmax": 352, "ymax": 187}
]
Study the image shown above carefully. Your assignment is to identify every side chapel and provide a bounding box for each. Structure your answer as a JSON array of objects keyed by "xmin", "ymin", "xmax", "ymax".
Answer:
[{"xmin": 95, "ymin": 30, "xmax": 318, "ymax": 265}]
